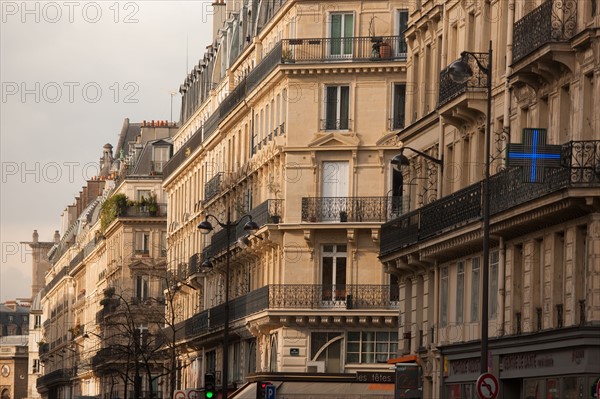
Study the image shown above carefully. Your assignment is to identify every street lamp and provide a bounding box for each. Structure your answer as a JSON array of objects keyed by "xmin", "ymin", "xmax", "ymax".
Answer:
[
  {"xmin": 390, "ymin": 142, "xmax": 444, "ymax": 213},
  {"xmin": 197, "ymin": 208, "xmax": 259, "ymax": 399},
  {"xmin": 447, "ymin": 40, "xmax": 492, "ymax": 374}
]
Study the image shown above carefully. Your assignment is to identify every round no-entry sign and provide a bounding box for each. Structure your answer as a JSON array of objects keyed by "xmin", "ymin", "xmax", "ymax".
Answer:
[{"xmin": 476, "ymin": 372, "xmax": 499, "ymax": 399}]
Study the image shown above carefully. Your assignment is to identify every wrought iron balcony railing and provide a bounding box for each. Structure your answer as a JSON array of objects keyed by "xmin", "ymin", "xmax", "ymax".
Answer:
[
  {"xmin": 36, "ymin": 369, "xmax": 72, "ymax": 389},
  {"xmin": 320, "ymin": 118, "xmax": 351, "ymax": 131},
  {"xmin": 380, "ymin": 140, "xmax": 600, "ymax": 256},
  {"xmin": 203, "ymin": 199, "xmax": 284, "ymax": 258},
  {"xmin": 203, "ymin": 172, "xmax": 223, "ymax": 202},
  {"xmin": 512, "ymin": 0, "xmax": 577, "ymax": 64},
  {"xmin": 281, "ymin": 35, "xmax": 407, "ymax": 63},
  {"xmin": 182, "ymin": 284, "xmax": 399, "ymax": 338},
  {"xmin": 438, "ymin": 52, "xmax": 489, "ymax": 107},
  {"xmin": 302, "ymin": 197, "xmax": 406, "ymax": 223},
  {"xmin": 121, "ymin": 204, "xmax": 167, "ymax": 217}
]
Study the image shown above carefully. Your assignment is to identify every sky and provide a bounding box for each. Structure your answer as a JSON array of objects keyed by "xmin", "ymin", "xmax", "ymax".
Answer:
[{"xmin": 0, "ymin": 0, "xmax": 214, "ymax": 302}]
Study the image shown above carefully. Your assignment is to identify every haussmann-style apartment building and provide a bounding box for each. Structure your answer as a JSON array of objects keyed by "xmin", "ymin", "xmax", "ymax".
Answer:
[
  {"xmin": 36, "ymin": 119, "xmax": 177, "ymax": 399},
  {"xmin": 378, "ymin": 0, "xmax": 600, "ymax": 398},
  {"xmin": 162, "ymin": 0, "xmax": 415, "ymax": 396}
]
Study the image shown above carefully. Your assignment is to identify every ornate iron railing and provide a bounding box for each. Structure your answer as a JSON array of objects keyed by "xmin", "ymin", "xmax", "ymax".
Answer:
[
  {"xmin": 122, "ymin": 203, "xmax": 167, "ymax": 217},
  {"xmin": 205, "ymin": 199, "xmax": 284, "ymax": 257},
  {"xmin": 438, "ymin": 52, "xmax": 489, "ymax": 107},
  {"xmin": 320, "ymin": 118, "xmax": 351, "ymax": 131},
  {"xmin": 512, "ymin": 0, "xmax": 577, "ymax": 63},
  {"xmin": 181, "ymin": 284, "xmax": 398, "ymax": 338},
  {"xmin": 302, "ymin": 197, "xmax": 406, "ymax": 223},
  {"xmin": 380, "ymin": 140, "xmax": 600, "ymax": 256},
  {"xmin": 36, "ymin": 369, "xmax": 72, "ymax": 389},
  {"xmin": 281, "ymin": 35, "xmax": 407, "ymax": 63},
  {"xmin": 203, "ymin": 173, "xmax": 223, "ymax": 202}
]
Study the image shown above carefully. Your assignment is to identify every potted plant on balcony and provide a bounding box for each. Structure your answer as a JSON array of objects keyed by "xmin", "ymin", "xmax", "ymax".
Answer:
[
  {"xmin": 267, "ymin": 178, "xmax": 282, "ymax": 223},
  {"xmin": 147, "ymin": 192, "xmax": 158, "ymax": 216},
  {"xmin": 339, "ymin": 210, "xmax": 348, "ymax": 222},
  {"xmin": 282, "ymin": 48, "xmax": 295, "ymax": 64}
]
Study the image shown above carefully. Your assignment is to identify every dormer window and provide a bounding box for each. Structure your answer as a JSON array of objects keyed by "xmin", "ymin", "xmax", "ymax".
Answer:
[{"xmin": 152, "ymin": 146, "xmax": 170, "ymax": 174}]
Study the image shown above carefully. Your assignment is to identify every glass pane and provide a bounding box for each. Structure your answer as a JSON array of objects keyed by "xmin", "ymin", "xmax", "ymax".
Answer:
[
  {"xmin": 326, "ymin": 87, "xmax": 338, "ymax": 128},
  {"xmin": 376, "ymin": 332, "xmax": 389, "ymax": 341},
  {"xmin": 335, "ymin": 257, "xmax": 346, "ymax": 286},
  {"xmin": 343, "ymin": 14, "xmax": 354, "ymax": 55},
  {"xmin": 546, "ymin": 379, "xmax": 559, "ymax": 399},
  {"xmin": 322, "ymin": 257, "xmax": 333, "ymax": 300},
  {"xmin": 347, "ymin": 331, "xmax": 360, "ymax": 341},
  {"xmin": 339, "ymin": 86, "xmax": 350, "ymax": 129},
  {"xmin": 336, "ymin": 244, "xmax": 347, "ymax": 252},
  {"xmin": 323, "ymin": 245, "xmax": 334, "ymax": 252},
  {"xmin": 347, "ymin": 342, "xmax": 359, "ymax": 352},
  {"xmin": 346, "ymin": 353, "xmax": 359, "ymax": 363},
  {"xmin": 524, "ymin": 379, "xmax": 543, "ymax": 399},
  {"xmin": 330, "ymin": 14, "xmax": 342, "ymax": 55}
]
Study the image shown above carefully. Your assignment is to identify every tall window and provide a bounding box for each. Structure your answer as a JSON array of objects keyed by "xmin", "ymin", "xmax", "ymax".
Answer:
[
  {"xmin": 321, "ymin": 245, "xmax": 347, "ymax": 302},
  {"xmin": 456, "ymin": 262, "xmax": 465, "ymax": 324},
  {"xmin": 346, "ymin": 331, "xmax": 398, "ymax": 364},
  {"xmin": 397, "ymin": 10, "xmax": 408, "ymax": 57},
  {"xmin": 135, "ymin": 275, "xmax": 149, "ymax": 301},
  {"xmin": 329, "ymin": 13, "xmax": 354, "ymax": 57},
  {"xmin": 440, "ymin": 267, "xmax": 448, "ymax": 327},
  {"xmin": 206, "ymin": 350, "xmax": 216, "ymax": 373},
  {"xmin": 152, "ymin": 146, "xmax": 170, "ymax": 174},
  {"xmin": 471, "ymin": 257, "xmax": 480, "ymax": 322},
  {"xmin": 324, "ymin": 85, "xmax": 350, "ymax": 130},
  {"xmin": 392, "ymin": 84, "xmax": 406, "ymax": 129},
  {"xmin": 135, "ymin": 232, "xmax": 150, "ymax": 255},
  {"xmin": 490, "ymin": 251, "xmax": 499, "ymax": 319}
]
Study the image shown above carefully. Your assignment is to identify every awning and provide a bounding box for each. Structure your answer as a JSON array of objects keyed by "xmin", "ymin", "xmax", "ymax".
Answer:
[
  {"xmin": 232, "ymin": 381, "xmax": 394, "ymax": 399},
  {"xmin": 387, "ymin": 354, "xmax": 418, "ymax": 364}
]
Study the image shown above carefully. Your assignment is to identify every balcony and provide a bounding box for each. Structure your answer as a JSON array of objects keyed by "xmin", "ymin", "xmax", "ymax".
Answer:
[
  {"xmin": 281, "ymin": 35, "xmax": 407, "ymax": 63},
  {"xmin": 204, "ymin": 173, "xmax": 223, "ymax": 203},
  {"xmin": 301, "ymin": 197, "xmax": 404, "ymax": 223},
  {"xmin": 122, "ymin": 204, "xmax": 167, "ymax": 217},
  {"xmin": 438, "ymin": 53, "xmax": 489, "ymax": 109},
  {"xmin": 36, "ymin": 369, "xmax": 72, "ymax": 390},
  {"xmin": 380, "ymin": 140, "xmax": 600, "ymax": 257},
  {"xmin": 182, "ymin": 284, "xmax": 399, "ymax": 338},
  {"xmin": 203, "ymin": 199, "xmax": 283, "ymax": 257},
  {"xmin": 512, "ymin": 0, "xmax": 577, "ymax": 64}
]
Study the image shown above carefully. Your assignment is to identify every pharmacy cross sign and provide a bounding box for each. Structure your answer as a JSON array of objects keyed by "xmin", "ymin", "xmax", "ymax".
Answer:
[{"xmin": 507, "ymin": 128, "xmax": 562, "ymax": 182}]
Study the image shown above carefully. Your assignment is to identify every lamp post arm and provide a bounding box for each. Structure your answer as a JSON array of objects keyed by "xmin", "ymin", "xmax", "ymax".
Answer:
[
  {"xmin": 232, "ymin": 213, "xmax": 254, "ymax": 227},
  {"xmin": 461, "ymin": 51, "xmax": 490, "ymax": 75},
  {"xmin": 404, "ymin": 146, "xmax": 444, "ymax": 167}
]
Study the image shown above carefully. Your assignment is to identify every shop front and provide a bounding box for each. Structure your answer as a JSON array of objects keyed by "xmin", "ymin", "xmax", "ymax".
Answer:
[{"xmin": 440, "ymin": 326, "xmax": 600, "ymax": 399}]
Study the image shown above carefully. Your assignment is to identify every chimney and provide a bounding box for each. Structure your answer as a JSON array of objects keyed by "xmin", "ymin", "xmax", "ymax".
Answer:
[
  {"xmin": 54, "ymin": 230, "xmax": 60, "ymax": 243},
  {"xmin": 33, "ymin": 230, "xmax": 39, "ymax": 243},
  {"xmin": 212, "ymin": 0, "xmax": 227, "ymax": 43},
  {"xmin": 100, "ymin": 143, "xmax": 114, "ymax": 177}
]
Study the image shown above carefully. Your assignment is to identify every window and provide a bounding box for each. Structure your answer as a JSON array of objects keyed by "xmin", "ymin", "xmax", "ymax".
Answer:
[
  {"xmin": 135, "ymin": 232, "xmax": 150, "ymax": 255},
  {"xmin": 33, "ymin": 359, "xmax": 40, "ymax": 373},
  {"xmin": 471, "ymin": 257, "xmax": 480, "ymax": 322},
  {"xmin": 35, "ymin": 315, "xmax": 41, "ymax": 328},
  {"xmin": 321, "ymin": 245, "xmax": 347, "ymax": 303},
  {"xmin": 206, "ymin": 350, "xmax": 216, "ymax": 373},
  {"xmin": 456, "ymin": 262, "xmax": 464, "ymax": 324},
  {"xmin": 324, "ymin": 85, "xmax": 350, "ymax": 130},
  {"xmin": 134, "ymin": 324, "xmax": 148, "ymax": 347},
  {"xmin": 490, "ymin": 251, "xmax": 499, "ymax": 319},
  {"xmin": 397, "ymin": 10, "xmax": 408, "ymax": 57},
  {"xmin": 440, "ymin": 267, "xmax": 448, "ymax": 327},
  {"xmin": 329, "ymin": 13, "xmax": 354, "ymax": 57},
  {"xmin": 135, "ymin": 275, "xmax": 149, "ymax": 301},
  {"xmin": 152, "ymin": 146, "xmax": 170, "ymax": 174},
  {"xmin": 160, "ymin": 232, "xmax": 167, "ymax": 257},
  {"xmin": 137, "ymin": 190, "xmax": 151, "ymax": 202},
  {"xmin": 346, "ymin": 331, "xmax": 398, "ymax": 363},
  {"xmin": 392, "ymin": 84, "xmax": 406, "ymax": 129}
]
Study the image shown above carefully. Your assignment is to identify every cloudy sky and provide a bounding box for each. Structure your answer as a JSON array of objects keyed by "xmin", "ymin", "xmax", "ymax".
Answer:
[{"xmin": 1, "ymin": 1, "xmax": 213, "ymax": 301}]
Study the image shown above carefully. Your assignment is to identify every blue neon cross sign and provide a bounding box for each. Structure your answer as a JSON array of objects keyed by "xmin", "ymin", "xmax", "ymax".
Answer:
[{"xmin": 507, "ymin": 128, "xmax": 562, "ymax": 182}]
